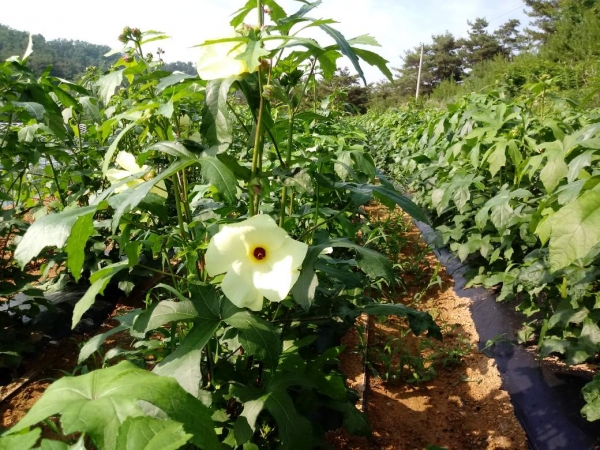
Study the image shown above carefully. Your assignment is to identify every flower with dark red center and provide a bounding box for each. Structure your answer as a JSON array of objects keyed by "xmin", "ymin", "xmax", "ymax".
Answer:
[{"xmin": 205, "ymin": 215, "xmax": 308, "ymax": 310}]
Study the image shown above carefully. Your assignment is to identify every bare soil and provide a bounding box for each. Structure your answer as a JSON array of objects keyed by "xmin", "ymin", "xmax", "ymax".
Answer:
[{"xmin": 327, "ymin": 207, "xmax": 528, "ymax": 449}]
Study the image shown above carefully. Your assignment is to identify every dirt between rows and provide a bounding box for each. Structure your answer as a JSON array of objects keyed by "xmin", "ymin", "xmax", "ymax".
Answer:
[{"xmin": 327, "ymin": 208, "xmax": 528, "ymax": 449}]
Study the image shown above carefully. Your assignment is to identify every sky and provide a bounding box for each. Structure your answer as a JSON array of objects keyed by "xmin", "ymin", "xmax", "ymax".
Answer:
[{"xmin": 3, "ymin": 0, "xmax": 531, "ymax": 83}]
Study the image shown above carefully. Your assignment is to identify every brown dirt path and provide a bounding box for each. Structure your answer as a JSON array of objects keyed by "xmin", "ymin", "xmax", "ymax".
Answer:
[{"xmin": 327, "ymin": 208, "xmax": 528, "ymax": 450}]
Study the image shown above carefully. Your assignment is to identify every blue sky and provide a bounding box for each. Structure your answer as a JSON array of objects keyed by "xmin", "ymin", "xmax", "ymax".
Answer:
[{"xmin": 3, "ymin": 0, "xmax": 530, "ymax": 83}]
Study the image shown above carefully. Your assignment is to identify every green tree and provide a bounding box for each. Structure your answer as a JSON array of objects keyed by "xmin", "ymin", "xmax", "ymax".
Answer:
[
  {"xmin": 494, "ymin": 19, "xmax": 527, "ymax": 57},
  {"xmin": 459, "ymin": 18, "xmax": 503, "ymax": 70}
]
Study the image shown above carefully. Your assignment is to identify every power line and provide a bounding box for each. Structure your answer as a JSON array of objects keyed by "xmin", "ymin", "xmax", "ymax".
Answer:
[{"xmin": 456, "ymin": 1, "xmax": 526, "ymax": 37}]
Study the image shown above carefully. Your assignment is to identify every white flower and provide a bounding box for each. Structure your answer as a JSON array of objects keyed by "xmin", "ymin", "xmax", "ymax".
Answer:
[
  {"xmin": 205, "ymin": 214, "xmax": 308, "ymax": 311},
  {"xmin": 196, "ymin": 35, "xmax": 248, "ymax": 81},
  {"xmin": 105, "ymin": 151, "xmax": 167, "ymax": 198}
]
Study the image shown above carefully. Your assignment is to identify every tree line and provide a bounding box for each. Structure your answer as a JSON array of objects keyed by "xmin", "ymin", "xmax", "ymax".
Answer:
[
  {"xmin": 327, "ymin": 0, "xmax": 600, "ymax": 110},
  {"xmin": 0, "ymin": 24, "xmax": 196, "ymax": 81}
]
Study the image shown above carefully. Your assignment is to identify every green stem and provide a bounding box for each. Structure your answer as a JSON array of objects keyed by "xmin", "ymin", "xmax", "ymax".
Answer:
[
  {"xmin": 227, "ymin": 101, "xmax": 251, "ymax": 137},
  {"xmin": 299, "ymin": 200, "xmax": 352, "ymax": 240},
  {"xmin": 311, "ymin": 163, "xmax": 322, "ymax": 244},
  {"xmin": 47, "ymin": 156, "xmax": 66, "ymax": 207},
  {"xmin": 279, "ymin": 111, "xmax": 295, "ymax": 226},
  {"xmin": 138, "ymin": 263, "xmax": 185, "ymax": 280}
]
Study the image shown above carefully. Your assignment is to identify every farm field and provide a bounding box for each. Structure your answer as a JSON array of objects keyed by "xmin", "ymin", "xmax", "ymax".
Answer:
[{"xmin": 1, "ymin": 0, "xmax": 600, "ymax": 449}]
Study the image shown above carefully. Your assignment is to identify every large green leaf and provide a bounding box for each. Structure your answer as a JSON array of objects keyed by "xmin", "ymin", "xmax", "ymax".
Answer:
[
  {"xmin": 152, "ymin": 321, "xmax": 219, "ymax": 397},
  {"xmin": 7, "ymin": 361, "xmax": 219, "ymax": 450},
  {"xmin": 318, "ymin": 23, "xmax": 365, "ymax": 85},
  {"xmin": 96, "ymin": 70, "xmax": 124, "ymax": 105},
  {"xmin": 582, "ymin": 376, "xmax": 600, "ymax": 422},
  {"xmin": 14, "ymin": 205, "xmax": 98, "ymax": 269},
  {"xmin": 201, "ymin": 78, "xmax": 234, "ymax": 153},
  {"xmin": 487, "ymin": 140, "xmax": 507, "ymax": 177},
  {"xmin": 65, "ymin": 211, "xmax": 95, "ymax": 282},
  {"xmin": 0, "ymin": 429, "xmax": 41, "ymax": 450},
  {"xmin": 351, "ymin": 47, "xmax": 392, "ymax": 81},
  {"xmin": 236, "ymin": 39, "xmax": 270, "ymax": 73},
  {"xmin": 548, "ymin": 187, "xmax": 600, "ymax": 271},
  {"xmin": 115, "ymin": 416, "xmax": 192, "ymax": 450},
  {"xmin": 72, "ymin": 261, "xmax": 129, "ymax": 328},
  {"xmin": 540, "ymin": 150, "xmax": 568, "ymax": 193},
  {"xmin": 224, "ymin": 307, "xmax": 281, "ymax": 371},
  {"xmin": 199, "ymin": 156, "xmax": 238, "ymax": 204}
]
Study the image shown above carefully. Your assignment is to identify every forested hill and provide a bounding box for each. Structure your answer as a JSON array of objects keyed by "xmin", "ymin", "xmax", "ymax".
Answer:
[{"xmin": 0, "ymin": 24, "xmax": 196, "ymax": 80}]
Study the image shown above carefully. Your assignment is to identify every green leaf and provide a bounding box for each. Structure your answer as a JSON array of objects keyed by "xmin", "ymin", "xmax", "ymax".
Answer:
[
  {"xmin": 548, "ymin": 187, "xmax": 600, "ymax": 271},
  {"xmin": 156, "ymin": 73, "xmax": 197, "ymax": 94},
  {"xmin": 351, "ymin": 47, "xmax": 392, "ymax": 82},
  {"xmin": 199, "ymin": 156, "xmax": 238, "ymax": 204},
  {"xmin": 262, "ymin": 389, "xmax": 312, "ymax": 450},
  {"xmin": 581, "ymin": 376, "xmax": 600, "ymax": 422},
  {"xmin": 236, "ymin": 39, "xmax": 270, "ymax": 73},
  {"xmin": 359, "ymin": 303, "xmax": 441, "ymax": 339},
  {"xmin": 108, "ymin": 158, "xmax": 196, "ymax": 230},
  {"xmin": 318, "ymin": 23, "xmax": 366, "ymax": 84},
  {"xmin": 146, "ymin": 141, "xmax": 197, "ymax": 160},
  {"xmin": 12, "ymin": 101, "xmax": 45, "ymax": 121},
  {"xmin": 7, "ymin": 361, "xmax": 219, "ymax": 450},
  {"xmin": 347, "ymin": 34, "xmax": 380, "ymax": 46},
  {"xmin": 79, "ymin": 324, "xmax": 128, "ymax": 364},
  {"xmin": 102, "ymin": 123, "xmax": 137, "ymax": 174},
  {"xmin": 72, "ymin": 261, "xmax": 129, "ymax": 328},
  {"xmin": 115, "ymin": 416, "xmax": 192, "ymax": 450},
  {"xmin": 96, "ymin": 70, "xmax": 124, "ymax": 105},
  {"xmin": 79, "ymin": 96, "xmax": 101, "ymax": 123},
  {"xmin": 231, "ymin": 385, "xmax": 313, "ymax": 450},
  {"xmin": 371, "ymin": 185, "xmax": 429, "ymax": 223},
  {"xmin": 316, "ymin": 50, "xmax": 342, "ymax": 81},
  {"xmin": 201, "ymin": 78, "xmax": 234, "ymax": 153},
  {"xmin": 37, "ymin": 436, "xmax": 86, "ymax": 450},
  {"xmin": 66, "ymin": 212, "xmax": 95, "ymax": 282},
  {"xmin": 540, "ymin": 151, "xmax": 568, "ymax": 193},
  {"xmin": 152, "ymin": 321, "xmax": 219, "ymax": 396},
  {"xmin": 78, "ymin": 310, "xmax": 141, "ymax": 364},
  {"xmin": 224, "ymin": 307, "xmax": 281, "ymax": 371},
  {"xmin": 14, "ymin": 205, "xmax": 98, "ymax": 269},
  {"xmin": 0, "ymin": 428, "xmax": 41, "ymax": 450},
  {"xmin": 487, "ymin": 140, "xmax": 506, "ymax": 177}
]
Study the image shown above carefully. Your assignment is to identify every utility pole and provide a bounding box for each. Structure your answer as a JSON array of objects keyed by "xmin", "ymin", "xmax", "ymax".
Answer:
[{"xmin": 415, "ymin": 43, "xmax": 424, "ymax": 100}]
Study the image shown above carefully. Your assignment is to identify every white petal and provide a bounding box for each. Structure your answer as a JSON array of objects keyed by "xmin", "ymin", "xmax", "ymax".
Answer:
[
  {"xmin": 205, "ymin": 223, "xmax": 250, "ymax": 277},
  {"xmin": 273, "ymin": 238, "xmax": 309, "ymax": 271},
  {"xmin": 241, "ymin": 215, "xmax": 287, "ymax": 250},
  {"xmin": 115, "ymin": 151, "xmax": 143, "ymax": 173},
  {"xmin": 150, "ymin": 180, "xmax": 168, "ymax": 199},
  {"xmin": 221, "ymin": 266, "xmax": 263, "ymax": 311},
  {"xmin": 253, "ymin": 256, "xmax": 301, "ymax": 302},
  {"xmin": 115, "ymin": 179, "xmax": 143, "ymax": 193},
  {"xmin": 105, "ymin": 168, "xmax": 132, "ymax": 184},
  {"xmin": 197, "ymin": 39, "xmax": 248, "ymax": 81}
]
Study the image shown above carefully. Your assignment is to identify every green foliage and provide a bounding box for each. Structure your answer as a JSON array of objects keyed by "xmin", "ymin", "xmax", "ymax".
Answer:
[
  {"xmin": 357, "ymin": 89, "xmax": 600, "ymax": 421},
  {"xmin": 1, "ymin": 1, "xmax": 439, "ymax": 448}
]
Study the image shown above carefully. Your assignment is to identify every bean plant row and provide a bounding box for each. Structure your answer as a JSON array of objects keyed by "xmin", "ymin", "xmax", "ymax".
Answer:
[{"xmin": 357, "ymin": 88, "xmax": 600, "ymax": 422}]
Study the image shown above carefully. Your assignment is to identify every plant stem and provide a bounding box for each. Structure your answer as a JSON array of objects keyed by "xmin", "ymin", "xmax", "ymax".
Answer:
[
  {"xmin": 249, "ymin": 2, "xmax": 266, "ymax": 216},
  {"xmin": 299, "ymin": 200, "xmax": 352, "ymax": 240},
  {"xmin": 47, "ymin": 156, "xmax": 66, "ymax": 207},
  {"xmin": 279, "ymin": 111, "xmax": 295, "ymax": 226}
]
